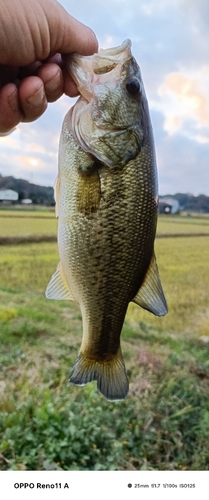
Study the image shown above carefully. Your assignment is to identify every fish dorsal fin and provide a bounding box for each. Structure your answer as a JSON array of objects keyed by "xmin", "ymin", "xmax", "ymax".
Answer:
[
  {"xmin": 54, "ymin": 174, "xmax": 60, "ymax": 217},
  {"xmin": 133, "ymin": 254, "xmax": 168, "ymax": 317},
  {"xmin": 45, "ymin": 262, "xmax": 74, "ymax": 301}
]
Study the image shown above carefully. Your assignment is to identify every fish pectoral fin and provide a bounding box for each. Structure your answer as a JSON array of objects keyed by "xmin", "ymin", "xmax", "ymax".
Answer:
[
  {"xmin": 133, "ymin": 254, "xmax": 168, "ymax": 316},
  {"xmin": 77, "ymin": 167, "xmax": 101, "ymax": 215},
  {"xmin": 54, "ymin": 173, "xmax": 60, "ymax": 217},
  {"xmin": 69, "ymin": 348, "xmax": 129, "ymax": 401},
  {"xmin": 45, "ymin": 261, "xmax": 74, "ymax": 301}
]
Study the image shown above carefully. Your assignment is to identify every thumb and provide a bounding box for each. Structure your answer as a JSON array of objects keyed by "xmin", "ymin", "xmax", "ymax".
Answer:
[{"xmin": 46, "ymin": 3, "xmax": 98, "ymax": 56}]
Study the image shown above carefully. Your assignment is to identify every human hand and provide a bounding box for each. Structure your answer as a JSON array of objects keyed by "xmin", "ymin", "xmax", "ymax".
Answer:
[{"xmin": 0, "ymin": 0, "xmax": 98, "ymax": 134}]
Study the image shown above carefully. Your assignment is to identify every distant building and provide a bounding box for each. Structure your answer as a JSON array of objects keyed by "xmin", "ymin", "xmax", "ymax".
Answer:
[
  {"xmin": 0, "ymin": 189, "xmax": 18, "ymax": 202},
  {"xmin": 159, "ymin": 197, "xmax": 180, "ymax": 214},
  {"xmin": 21, "ymin": 199, "xmax": 32, "ymax": 204}
]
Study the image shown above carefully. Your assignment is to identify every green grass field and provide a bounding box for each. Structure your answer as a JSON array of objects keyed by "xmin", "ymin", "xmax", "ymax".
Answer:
[
  {"xmin": 0, "ymin": 207, "xmax": 55, "ymax": 216},
  {"xmin": 157, "ymin": 215, "xmax": 209, "ymax": 235},
  {"xmin": 1, "ymin": 210, "xmax": 209, "ymax": 239},
  {"xmin": 0, "ymin": 217, "xmax": 57, "ymax": 238},
  {"xmin": 0, "ymin": 211, "xmax": 209, "ymax": 471}
]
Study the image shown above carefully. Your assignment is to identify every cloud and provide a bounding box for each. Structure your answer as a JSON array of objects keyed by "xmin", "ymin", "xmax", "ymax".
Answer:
[
  {"xmin": 28, "ymin": 143, "xmax": 46, "ymax": 153},
  {"xmin": 157, "ymin": 135, "xmax": 209, "ymax": 196},
  {"xmin": 195, "ymin": 135, "xmax": 209, "ymax": 144},
  {"xmin": 178, "ymin": 0, "xmax": 209, "ymax": 35},
  {"xmin": 149, "ymin": 109, "xmax": 209, "ymax": 196},
  {"xmin": 0, "ymin": 134, "xmax": 20, "ymax": 150},
  {"xmin": 152, "ymin": 68, "xmax": 209, "ymax": 139},
  {"xmin": 17, "ymin": 156, "xmax": 42, "ymax": 170}
]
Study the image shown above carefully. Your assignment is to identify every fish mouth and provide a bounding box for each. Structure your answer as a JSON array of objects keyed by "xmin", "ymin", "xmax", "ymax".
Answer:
[
  {"xmin": 95, "ymin": 38, "xmax": 131, "ymax": 59},
  {"xmin": 63, "ymin": 39, "xmax": 132, "ymax": 100},
  {"xmin": 64, "ymin": 38, "xmax": 131, "ymax": 67}
]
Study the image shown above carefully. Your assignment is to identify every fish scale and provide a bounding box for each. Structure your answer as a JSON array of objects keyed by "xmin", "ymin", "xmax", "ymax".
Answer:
[{"xmin": 46, "ymin": 39, "xmax": 167, "ymax": 401}]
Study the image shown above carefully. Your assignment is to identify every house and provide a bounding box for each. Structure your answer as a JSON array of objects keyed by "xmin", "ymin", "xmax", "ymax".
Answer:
[
  {"xmin": 21, "ymin": 199, "xmax": 32, "ymax": 204},
  {"xmin": 159, "ymin": 197, "xmax": 180, "ymax": 214},
  {"xmin": 0, "ymin": 189, "xmax": 18, "ymax": 202}
]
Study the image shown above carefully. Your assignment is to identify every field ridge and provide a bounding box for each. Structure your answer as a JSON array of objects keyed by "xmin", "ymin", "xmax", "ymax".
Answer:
[{"xmin": 1, "ymin": 233, "xmax": 209, "ymax": 245}]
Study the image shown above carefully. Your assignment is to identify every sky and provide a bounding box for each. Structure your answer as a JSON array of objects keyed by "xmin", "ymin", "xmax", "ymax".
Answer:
[{"xmin": 0, "ymin": 0, "xmax": 209, "ymax": 195}]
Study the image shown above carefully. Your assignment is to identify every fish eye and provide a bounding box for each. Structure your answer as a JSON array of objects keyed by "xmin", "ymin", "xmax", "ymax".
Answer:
[{"xmin": 126, "ymin": 77, "xmax": 141, "ymax": 96}]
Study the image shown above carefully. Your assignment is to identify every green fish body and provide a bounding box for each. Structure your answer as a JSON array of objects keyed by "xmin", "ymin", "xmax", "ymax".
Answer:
[{"xmin": 46, "ymin": 40, "xmax": 167, "ymax": 401}]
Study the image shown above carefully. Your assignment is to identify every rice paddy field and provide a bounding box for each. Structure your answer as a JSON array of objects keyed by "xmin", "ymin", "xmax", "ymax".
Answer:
[
  {"xmin": 1, "ymin": 209, "xmax": 209, "ymax": 239},
  {"xmin": 0, "ymin": 208, "xmax": 209, "ymax": 471}
]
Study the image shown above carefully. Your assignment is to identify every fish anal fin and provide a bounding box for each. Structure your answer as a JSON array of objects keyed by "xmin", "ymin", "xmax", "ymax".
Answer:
[
  {"xmin": 133, "ymin": 254, "xmax": 168, "ymax": 317},
  {"xmin": 45, "ymin": 261, "xmax": 74, "ymax": 301},
  {"xmin": 69, "ymin": 348, "xmax": 129, "ymax": 401},
  {"xmin": 54, "ymin": 174, "xmax": 60, "ymax": 217}
]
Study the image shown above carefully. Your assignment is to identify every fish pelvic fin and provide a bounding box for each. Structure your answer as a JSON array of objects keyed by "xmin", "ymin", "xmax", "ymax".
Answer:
[
  {"xmin": 133, "ymin": 254, "xmax": 168, "ymax": 316},
  {"xmin": 45, "ymin": 261, "xmax": 74, "ymax": 301},
  {"xmin": 69, "ymin": 348, "xmax": 129, "ymax": 401}
]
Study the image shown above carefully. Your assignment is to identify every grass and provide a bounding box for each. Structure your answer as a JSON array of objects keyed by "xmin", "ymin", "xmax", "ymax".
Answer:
[
  {"xmin": 0, "ymin": 207, "xmax": 55, "ymax": 216},
  {"xmin": 0, "ymin": 214, "xmax": 209, "ymax": 470},
  {"xmin": 1, "ymin": 210, "xmax": 209, "ymax": 239},
  {"xmin": 0, "ymin": 215, "xmax": 57, "ymax": 238},
  {"xmin": 157, "ymin": 215, "xmax": 209, "ymax": 235}
]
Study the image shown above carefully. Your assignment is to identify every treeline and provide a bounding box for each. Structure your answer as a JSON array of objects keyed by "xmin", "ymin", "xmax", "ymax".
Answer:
[
  {"xmin": 0, "ymin": 174, "xmax": 54, "ymax": 205},
  {"xmin": 160, "ymin": 193, "xmax": 209, "ymax": 213},
  {"xmin": 1, "ymin": 174, "xmax": 209, "ymax": 211}
]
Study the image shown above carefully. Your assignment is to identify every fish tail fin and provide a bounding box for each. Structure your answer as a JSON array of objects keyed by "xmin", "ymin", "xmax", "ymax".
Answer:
[{"xmin": 69, "ymin": 348, "xmax": 129, "ymax": 401}]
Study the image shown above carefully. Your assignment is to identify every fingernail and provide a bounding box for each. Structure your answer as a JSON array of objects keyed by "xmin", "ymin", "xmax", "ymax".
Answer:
[
  {"xmin": 45, "ymin": 71, "xmax": 61, "ymax": 93},
  {"xmin": 8, "ymin": 89, "xmax": 19, "ymax": 111},
  {"xmin": 26, "ymin": 87, "xmax": 45, "ymax": 107}
]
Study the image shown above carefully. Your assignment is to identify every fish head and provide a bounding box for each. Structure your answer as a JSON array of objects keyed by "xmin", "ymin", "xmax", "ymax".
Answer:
[{"xmin": 64, "ymin": 39, "xmax": 151, "ymax": 168}]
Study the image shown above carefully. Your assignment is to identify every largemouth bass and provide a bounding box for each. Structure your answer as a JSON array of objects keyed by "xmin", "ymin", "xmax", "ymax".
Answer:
[{"xmin": 46, "ymin": 39, "xmax": 167, "ymax": 401}]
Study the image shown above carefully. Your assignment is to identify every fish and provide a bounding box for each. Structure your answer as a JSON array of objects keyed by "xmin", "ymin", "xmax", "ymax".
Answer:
[{"xmin": 46, "ymin": 39, "xmax": 167, "ymax": 401}]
